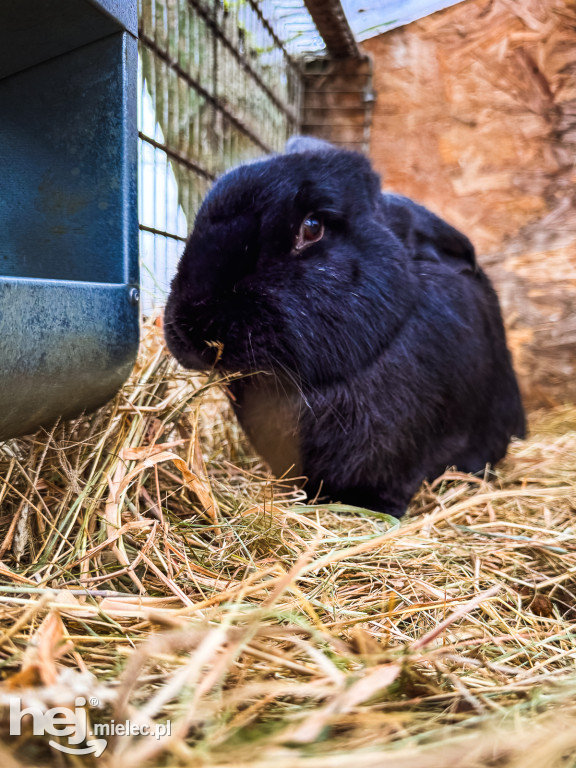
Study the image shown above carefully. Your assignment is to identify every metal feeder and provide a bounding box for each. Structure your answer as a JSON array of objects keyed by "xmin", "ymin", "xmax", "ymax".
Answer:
[{"xmin": 0, "ymin": 0, "xmax": 139, "ymax": 440}]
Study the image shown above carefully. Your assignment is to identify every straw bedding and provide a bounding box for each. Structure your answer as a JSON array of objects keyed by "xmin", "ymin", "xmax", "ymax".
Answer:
[{"xmin": 0, "ymin": 319, "xmax": 575, "ymax": 767}]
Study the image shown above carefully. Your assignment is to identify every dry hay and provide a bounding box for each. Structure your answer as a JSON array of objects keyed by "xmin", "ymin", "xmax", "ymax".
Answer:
[{"xmin": 0, "ymin": 319, "xmax": 575, "ymax": 767}]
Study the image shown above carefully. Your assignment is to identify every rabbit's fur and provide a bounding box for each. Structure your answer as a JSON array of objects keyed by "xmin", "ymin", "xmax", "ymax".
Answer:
[{"xmin": 165, "ymin": 138, "xmax": 525, "ymax": 518}]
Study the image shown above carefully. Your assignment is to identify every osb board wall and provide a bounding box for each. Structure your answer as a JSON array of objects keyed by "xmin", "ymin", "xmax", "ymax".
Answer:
[{"xmin": 362, "ymin": 0, "xmax": 576, "ymax": 407}]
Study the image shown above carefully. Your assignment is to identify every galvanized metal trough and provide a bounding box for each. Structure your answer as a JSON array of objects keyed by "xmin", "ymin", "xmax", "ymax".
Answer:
[{"xmin": 0, "ymin": 0, "xmax": 139, "ymax": 440}]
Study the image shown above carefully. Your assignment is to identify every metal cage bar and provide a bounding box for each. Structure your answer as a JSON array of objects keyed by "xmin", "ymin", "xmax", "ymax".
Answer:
[{"xmin": 137, "ymin": 0, "xmax": 315, "ymax": 313}]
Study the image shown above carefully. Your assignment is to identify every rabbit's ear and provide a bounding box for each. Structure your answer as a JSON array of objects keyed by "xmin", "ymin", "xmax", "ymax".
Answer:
[
  {"xmin": 380, "ymin": 194, "xmax": 478, "ymax": 273},
  {"xmin": 285, "ymin": 136, "xmax": 337, "ymax": 154},
  {"xmin": 429, "ymin": 217, "xmax": 478, "ymax": 273}
]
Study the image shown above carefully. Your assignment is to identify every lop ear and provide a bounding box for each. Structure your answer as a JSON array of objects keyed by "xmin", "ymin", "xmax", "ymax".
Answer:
[
  {"xmin": 285, "ymin": 135, "xmax": 337, "ymax": 154},
  {"xmin": 380, "ymin": 194, "xmax": 478, "ymax": 273}
]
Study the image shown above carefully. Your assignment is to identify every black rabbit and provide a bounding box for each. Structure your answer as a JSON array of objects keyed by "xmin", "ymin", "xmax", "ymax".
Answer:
[{"xmin": 165, "ymin": 137, "xmax": 525, "ymax": 518}]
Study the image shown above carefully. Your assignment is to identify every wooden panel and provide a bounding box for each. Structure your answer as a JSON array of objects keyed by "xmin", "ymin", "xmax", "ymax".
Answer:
[
  {"xmin": 363, "ymin": 0, "xmax": 576, "ymax": 406},
  {"xmin": 302, "ymin": 56, "xmax": 374, "ymax": 151}
]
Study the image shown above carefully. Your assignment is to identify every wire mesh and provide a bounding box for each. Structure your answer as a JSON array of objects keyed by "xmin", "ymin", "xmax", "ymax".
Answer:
[{"xmin": 137, "ymin": 0, "xmax": 320, "ymax": 313}]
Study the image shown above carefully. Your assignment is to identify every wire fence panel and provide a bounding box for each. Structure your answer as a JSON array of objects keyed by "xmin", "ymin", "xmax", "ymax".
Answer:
[{"xmin": 137, "ymin": 0, "xmax": 318, "ymax": 313}]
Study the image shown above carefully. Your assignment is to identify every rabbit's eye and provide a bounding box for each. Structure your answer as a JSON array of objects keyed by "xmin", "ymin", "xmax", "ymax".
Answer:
[{"xmin": 295, "ymin": 214, "xmax": 324, "ymax": 251}]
